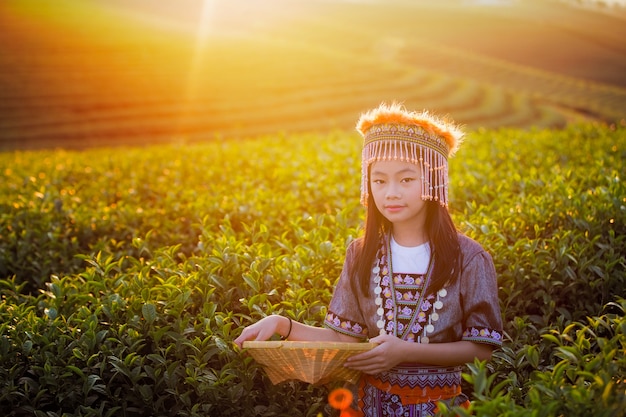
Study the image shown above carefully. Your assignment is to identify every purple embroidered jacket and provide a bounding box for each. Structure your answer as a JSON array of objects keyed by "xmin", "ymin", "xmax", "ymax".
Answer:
[{"xmin": 324, "ymin": 233, "xmax": 503, "ymax": 347}]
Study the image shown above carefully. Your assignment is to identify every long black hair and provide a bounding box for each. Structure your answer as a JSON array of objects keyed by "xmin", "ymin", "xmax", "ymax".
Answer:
[{"xmin": 352, "ymin": 193, "xmax": 461, "ymax": 297}]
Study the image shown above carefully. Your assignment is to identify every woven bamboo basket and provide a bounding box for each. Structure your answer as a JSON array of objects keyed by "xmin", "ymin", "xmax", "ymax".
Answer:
[{"xmin": 243, "ymin": 341, "xmax": 377, "ymax": 385}]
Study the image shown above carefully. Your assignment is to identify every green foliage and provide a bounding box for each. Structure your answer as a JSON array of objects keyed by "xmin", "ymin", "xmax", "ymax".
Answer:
[
  {"xmin": 439, "ymin": 299, "xmax": 626, "ymax": 417},
  {"xmin": 0, "ymin": 122, "xmax": 625, "ymax": 415},
  {"xmin": 456, "ymin": 124, "xmax": 625, "ymax": 325}
]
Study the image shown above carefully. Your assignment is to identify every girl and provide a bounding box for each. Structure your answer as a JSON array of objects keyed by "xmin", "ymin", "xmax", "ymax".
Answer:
[{"xmin": 234, "ymin": 103, "xmax": 503, "ymax": 416}]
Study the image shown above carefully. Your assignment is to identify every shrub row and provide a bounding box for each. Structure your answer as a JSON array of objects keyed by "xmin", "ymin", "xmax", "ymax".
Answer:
[{"xmin": 0, "ymin": 122, "xmax": 624, "ymax": 415}]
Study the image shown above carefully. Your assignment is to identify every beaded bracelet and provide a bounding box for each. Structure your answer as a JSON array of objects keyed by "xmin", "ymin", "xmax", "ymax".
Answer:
[{"xmin": 281, "ymin": 317, "xmax": 293, "ymax": 340}]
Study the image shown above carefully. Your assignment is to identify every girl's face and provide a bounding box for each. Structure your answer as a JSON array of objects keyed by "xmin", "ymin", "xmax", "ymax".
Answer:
[{"xmin": 370, "ymin": 160, "xmax": 427, "ymax": 232}]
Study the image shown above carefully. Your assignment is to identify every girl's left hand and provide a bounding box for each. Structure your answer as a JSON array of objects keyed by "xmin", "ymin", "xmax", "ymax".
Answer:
[{"xmin": 343, "ymin": 334, "xmax": 407, "ymax": 375}]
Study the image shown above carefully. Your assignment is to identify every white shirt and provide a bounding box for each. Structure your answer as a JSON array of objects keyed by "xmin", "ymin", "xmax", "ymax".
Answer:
[{"xmin": 390, "ymin": 237, "xmax": 431, "ymax": 274}]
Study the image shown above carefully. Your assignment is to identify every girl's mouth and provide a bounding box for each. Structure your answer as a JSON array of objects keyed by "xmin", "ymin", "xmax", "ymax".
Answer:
[{"xmin": 385, "ymin": 205, "xmax": 404, "ymax": 213}]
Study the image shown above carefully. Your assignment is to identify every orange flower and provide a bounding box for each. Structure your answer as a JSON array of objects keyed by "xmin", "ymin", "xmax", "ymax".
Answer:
[{"xmin": 328, "ymin": 388, "xmax": 353, "ymax": 411}]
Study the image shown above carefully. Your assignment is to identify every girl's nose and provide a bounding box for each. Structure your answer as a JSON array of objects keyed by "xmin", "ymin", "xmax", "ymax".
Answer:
[{"xmin": 386, "ymin": 182, "xmax": 401, "ymax": 199}]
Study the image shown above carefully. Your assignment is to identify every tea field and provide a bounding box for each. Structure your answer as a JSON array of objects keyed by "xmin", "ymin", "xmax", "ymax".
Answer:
[
  {"xmin": 0, "ymin": 121, "xmax": 625, "ymax": 416},
  {"xmin": 2, "ymin": 0, "xmax": 626, "ymax": 150}
]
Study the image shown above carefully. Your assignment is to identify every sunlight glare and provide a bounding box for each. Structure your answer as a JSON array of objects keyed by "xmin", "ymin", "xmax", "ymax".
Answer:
[{"xmin": 178, "ymin": 0, "xmax": 216, "ymax": 137}]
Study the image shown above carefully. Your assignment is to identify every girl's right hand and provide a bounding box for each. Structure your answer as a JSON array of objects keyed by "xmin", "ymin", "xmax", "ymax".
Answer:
[{"xmin": 233, "ymin": 315, "xmax": 288, "ymax": 349}]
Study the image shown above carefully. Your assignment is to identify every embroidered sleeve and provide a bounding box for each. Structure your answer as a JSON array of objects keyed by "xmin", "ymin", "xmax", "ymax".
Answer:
[
  {"xmin": 324, "ymin": 311, "xmax": 368, "ymax": 339},
  {"xmin": 323, "ymin": 240, "xmax": 369, "ymax": 340},
  {"xmin": 460, "ymin": 249, "xmax": 503, "ymax": 347}
]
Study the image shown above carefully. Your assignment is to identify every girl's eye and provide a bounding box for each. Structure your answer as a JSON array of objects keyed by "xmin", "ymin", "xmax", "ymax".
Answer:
[
  {"xmin": 401, "ymin": 177, "xmax": 415, "ymax": 183},
  {"xmin": 372, "ymin": 179, "xmax": 384, "ymax": 185}
]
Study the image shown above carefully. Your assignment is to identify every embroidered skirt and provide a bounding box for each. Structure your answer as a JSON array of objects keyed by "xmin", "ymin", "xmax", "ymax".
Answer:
[{"xmin": 357, "ymin": 364, "xmax": 469, "ymax": 417}]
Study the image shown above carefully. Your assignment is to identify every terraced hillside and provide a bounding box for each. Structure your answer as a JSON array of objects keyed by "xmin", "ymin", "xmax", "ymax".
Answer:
[{"xmin": 1, "ymin": 0, "xmax": 625, "ymax": 150}]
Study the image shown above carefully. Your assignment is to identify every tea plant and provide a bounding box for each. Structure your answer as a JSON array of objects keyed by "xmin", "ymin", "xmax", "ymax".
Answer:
[{"xmin": 0, "ymin": 122, "xmax": 625, "ymax": 415}]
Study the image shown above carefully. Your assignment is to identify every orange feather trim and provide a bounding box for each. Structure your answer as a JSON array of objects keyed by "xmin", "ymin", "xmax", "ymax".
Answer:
[{"xmin": 356, "ymin": 102, "xmax": 463, "ymax": 156}]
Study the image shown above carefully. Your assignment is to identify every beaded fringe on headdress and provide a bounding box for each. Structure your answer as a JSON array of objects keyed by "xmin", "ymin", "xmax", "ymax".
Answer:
[{"xmin": 361, "ymin": 123, "xmax": 450, "ymax": 207}]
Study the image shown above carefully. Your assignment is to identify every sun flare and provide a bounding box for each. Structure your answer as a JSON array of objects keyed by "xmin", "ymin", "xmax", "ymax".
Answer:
[{"xmin": 179, "ymin": 0, "xmax": 218, "ymax": 136}]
